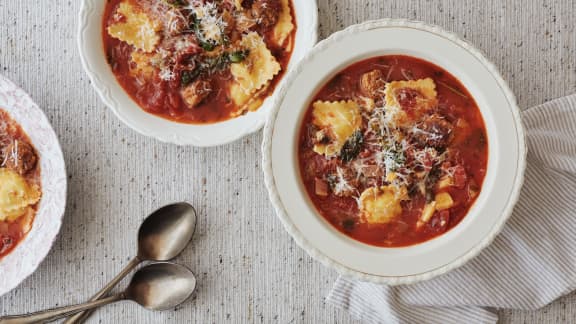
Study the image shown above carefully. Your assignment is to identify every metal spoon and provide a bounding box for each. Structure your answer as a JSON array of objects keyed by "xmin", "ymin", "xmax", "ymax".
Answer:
[
  {"xmin": 64, "ymin": 202, "xmax": 197, "ymax": 324},
  {"xmin": 0, "ymin": 262, "xmax": 197, "ymax": 324}
]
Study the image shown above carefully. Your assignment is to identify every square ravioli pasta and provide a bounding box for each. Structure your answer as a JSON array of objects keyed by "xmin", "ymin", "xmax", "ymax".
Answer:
[
  {"xmin": 230, "ymin": 32, "xmax": 281, "ymax": 111},
  {"xmin": 0, "ymin": 168, "xmax": 40, "ymax": 222},
  {"xmin": 107, "ymin": 2, "xmax": 162, "ymax": 53}
]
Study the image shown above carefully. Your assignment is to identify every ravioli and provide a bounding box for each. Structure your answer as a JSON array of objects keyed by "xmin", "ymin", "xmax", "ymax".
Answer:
[
  {"xmin": 229, "ymin": 86, "xmax": 268, "ymax": 117},
  {"xmin": 311, "ymin": 100, "xmax": 361, "ymax": 156},
  {"xmin": 130, "ymin": 51, "xmax": 156, "ymax": 78},
  {"xmin": 384, "ymin": 78, "xmax": 438, "ymax": 121},
  {"xmin": 272, "ymin": 0, "xmax": 295, "ymax": 47},
  {"xmin": 229, "ymin": 82, "xmax": 269, "ymax": 112},
  {"xmin": 107, "ymin": 2, "xmax": 162, "ymax": 53},
  {"xmin": 230, "ymin": 32, "xmax": 281, "ymax": 107},
  {"xmin": 0, "ymin": 168, "xmax": 41, "ymax": 222},
  {"xmin": 359, "ymin": 186, "xmax": 403, "ymax": 224}
]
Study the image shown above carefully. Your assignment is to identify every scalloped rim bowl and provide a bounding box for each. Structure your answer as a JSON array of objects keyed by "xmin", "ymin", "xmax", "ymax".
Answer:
[
  {"xmin": 263, "ymin": 19, "xmax": 526, "ymax": 285},
  {"xmin": 0, "ymin": 75, "xmax": 67, "ymax": 296},
  {"xmin": 77, "ymin": 0, "xmax": 318, "ymax": 147}
]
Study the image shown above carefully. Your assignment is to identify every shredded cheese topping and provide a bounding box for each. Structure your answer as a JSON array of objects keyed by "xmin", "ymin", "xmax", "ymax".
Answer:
[
  {"xmin": 310, "ymin": 77, "xmax": 452, "ymax": 223},
  {"xmin": 192, "ymin": 1, "xmax": 227, "ymax": 44}
]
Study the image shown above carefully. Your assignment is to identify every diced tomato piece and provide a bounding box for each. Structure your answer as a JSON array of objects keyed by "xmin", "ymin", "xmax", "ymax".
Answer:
[
  {"xmin": 314, "ymin": 178, "xmax": 329, "ymax": 197},
  {"xmin": 429, "ymin": 210, "xmax": 450, "ymax": 232},
  {"xmin": 453, "ymin": 165, "xmax": 467, "ymax": 189},
  {"xmin": 359, "ymin": 149, "xmax": 372, "ymax": 159}
]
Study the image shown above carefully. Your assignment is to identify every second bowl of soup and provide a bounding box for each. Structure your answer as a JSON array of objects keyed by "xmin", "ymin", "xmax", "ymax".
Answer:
[{"xmin": 263, "ymin": 19, "xmax": 526, "ymax": 284}]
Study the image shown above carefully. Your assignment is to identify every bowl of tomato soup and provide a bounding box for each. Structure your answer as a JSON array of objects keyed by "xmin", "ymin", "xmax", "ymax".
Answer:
[
  {"xmin": 78, "ymin": 0, "xmax": 318, "ymax": 146},
  {"xmin": 0, "ymin": 75, "xmax": 66, "ymax": 296},
  {"xmin": 263, "ymin": 20, "xmax": 526, "ymax": 284}
]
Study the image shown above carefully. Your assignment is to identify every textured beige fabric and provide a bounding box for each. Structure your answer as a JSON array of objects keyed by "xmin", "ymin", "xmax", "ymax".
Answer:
[{"xmin": 0, "ymin": 0, "xmax": 574, "ymax": 323}]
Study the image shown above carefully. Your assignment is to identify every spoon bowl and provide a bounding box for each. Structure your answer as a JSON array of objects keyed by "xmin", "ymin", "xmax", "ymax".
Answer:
[
  {"xmin": 0, "ymin": 262, "xmax": 197, "ymax": 324},
  {"xmin": 126, "ymin": 262, "xmax": 197, "ymax": 311},
  {"xmin": 138, "ymin": 202, "xmax": 197, "ymax": 261}
]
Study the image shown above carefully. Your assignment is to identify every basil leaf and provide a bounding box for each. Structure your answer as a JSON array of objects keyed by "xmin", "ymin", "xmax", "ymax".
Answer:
[
  {"xmin": 340, "ymin": 130, "xmax": 364, "ymax": 162},
  {"xmin": 181, "ymin": 69, "xmax": 200, "ymax": 86},
  {"xmin": 228, "ymin": 50, "xmax": 249, "ymax": 63}
]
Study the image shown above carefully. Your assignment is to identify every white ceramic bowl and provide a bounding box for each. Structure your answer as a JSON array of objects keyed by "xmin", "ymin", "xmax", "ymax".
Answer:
[
  {"xmin": 78, "ymin": 0, "xmax": 318, "ymax": 146},
  {"xmin": 263, "ymin": 19, "xmax": 526, "ymax": 285},
  {"xmin": 0, "ymin": 75, "xmax": 67, "ymax": 296}
]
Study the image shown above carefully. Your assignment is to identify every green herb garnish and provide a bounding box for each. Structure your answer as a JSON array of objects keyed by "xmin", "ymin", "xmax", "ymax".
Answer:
[
  {"xmin": 201, "ymin": 50, "xmax": 249, "ymax": 73},
  {"xmin": 200, "ymin": 41, "xmax": 216, "ymax": 51},
  {"xmin": 191, "ymin": 12, "xmax": 225, "ymax": 52},
  {"xmin": 164, "ymin": 0, "xmax": 187, "ymax": 7},
  {"xmin": 180, "ymin": 50, "xmax": 250, "ymax": 87},
  {"xmin": 181, "ymin": 69, "xmax": 200, "ymax": 86},
  {"xmin": 228, "ymin": 50, "xmax": 249, "ymax": 63},
  {"xmin": 340, "ymin": 130, "xmax": 364, "ymax": 162}
]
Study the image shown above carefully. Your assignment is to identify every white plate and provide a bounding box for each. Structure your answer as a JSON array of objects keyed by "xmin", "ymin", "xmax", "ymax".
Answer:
[
  {"xmin": 0, "ymin": 74, "xmax": 67, "ymax": 296},
  {"xmin": 78, "ymin": 0, "xmax": 318, "ymax": 146},
  {"xmin": 262, "ymin": 19, "xmax": 526, "ymax": 285}
]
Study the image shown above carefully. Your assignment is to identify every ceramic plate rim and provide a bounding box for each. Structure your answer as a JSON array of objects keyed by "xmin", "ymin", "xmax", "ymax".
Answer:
[
  {"xmin": 262, "ymin": 19, "xmax": 526, "ymax": 285},
  {"xmin": 0, "ymin": 75, "xmax": 67, "ymax": 296}
]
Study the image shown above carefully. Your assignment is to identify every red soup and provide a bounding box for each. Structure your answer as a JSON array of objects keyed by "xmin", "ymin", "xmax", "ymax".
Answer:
[
  {"xmin": 102, "ymin": 0, "xmax": 297, "ymax": 124},
  {"xmin": 298, "ymin": 55, "xmax": 488, "ymax": 247},
  {"xmin": 0, "ymin": 109, "xmax": 42, "ymax": 258}
]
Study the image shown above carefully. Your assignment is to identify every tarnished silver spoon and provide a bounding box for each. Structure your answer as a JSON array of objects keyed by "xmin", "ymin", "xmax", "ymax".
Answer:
[
  {"xmin": 65, "ymin": 202, "xmax": 197, "ymax": 323},
  {"xmin": 0, "ymin": 262, "xmax": 197, "ymax": 323}
]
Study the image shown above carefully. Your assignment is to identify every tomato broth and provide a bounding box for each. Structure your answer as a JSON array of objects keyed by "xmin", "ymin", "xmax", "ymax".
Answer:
[{"xmin": 298, "ymin": 55, "xmax": 488, "ymax": 247}]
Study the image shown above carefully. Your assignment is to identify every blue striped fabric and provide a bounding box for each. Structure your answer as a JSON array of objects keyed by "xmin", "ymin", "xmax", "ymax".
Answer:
[{"xmin": 327, "ymin": 94, "xmax": 576, "ymax": 324}]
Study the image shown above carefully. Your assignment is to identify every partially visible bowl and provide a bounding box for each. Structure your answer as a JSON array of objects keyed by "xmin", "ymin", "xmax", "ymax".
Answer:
[
  {"xmin": 78, "ymin": 0, "xmax": 318, "ymax": 147},
  {"xmin": 0, "ymin": 74, "xmax": 67, "ymax": 296},
  {"xmin": 263, "ymin": 19, "xmax": 526, "ymax": 285}
]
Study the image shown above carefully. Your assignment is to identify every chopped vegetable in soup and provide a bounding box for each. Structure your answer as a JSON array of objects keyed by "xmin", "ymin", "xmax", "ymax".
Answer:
[
  {"xmin": 103, "ymin": 0, "xmax": 297, "ymax": 124},
  {"xmin": 298, "ymin": 55, "xmax": 488, "ymax": 247}
]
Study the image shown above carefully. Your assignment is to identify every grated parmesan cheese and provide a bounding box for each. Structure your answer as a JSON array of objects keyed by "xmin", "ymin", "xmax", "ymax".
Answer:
[
  {"xmin": 333, "ymin": 166, "xmax": 356, "ymax": 196},
  {"xmin": 319, "ymin": 77, "xmax": 452, "ymax": 209},
  {"xmin": 192, "ymin": 1, "xmax": 227, "ymax": 45}
]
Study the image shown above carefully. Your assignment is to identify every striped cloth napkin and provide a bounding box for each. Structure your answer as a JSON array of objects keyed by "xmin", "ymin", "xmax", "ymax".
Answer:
[{"xmin": 327, "ymin": 94, "xmax": 576, "ymax": 324}]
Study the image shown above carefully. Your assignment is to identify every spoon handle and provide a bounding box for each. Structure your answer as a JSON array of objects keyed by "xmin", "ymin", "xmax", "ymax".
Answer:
[
  {"xmin": 0, "ymin": 294, "xmax": 124, "ymax": 324},
  {"xmin": 63, "ymin": 256, "xmax": 141, "ymax": 324}
]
